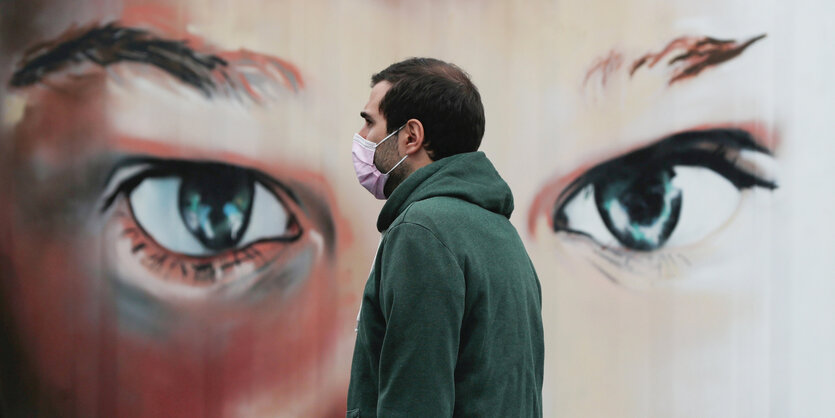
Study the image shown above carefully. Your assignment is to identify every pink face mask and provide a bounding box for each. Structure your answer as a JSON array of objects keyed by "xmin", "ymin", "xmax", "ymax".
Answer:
[{"xmin": 352, "ymin": 125, "xmax": 407, "ymax": 200}]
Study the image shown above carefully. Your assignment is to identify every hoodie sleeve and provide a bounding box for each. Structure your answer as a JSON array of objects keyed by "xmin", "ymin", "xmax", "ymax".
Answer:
[{"xmin": 377, "ymin": 222, "xmax": 465, "ymax": 417}]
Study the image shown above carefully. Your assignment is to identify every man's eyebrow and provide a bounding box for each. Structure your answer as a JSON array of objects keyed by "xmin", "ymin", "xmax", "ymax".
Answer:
[
  {"xmin": 8, "ymin": 22, "xmax": 304, "ymax": 102},
  {"xmin": 360, "ymin": 111, "xmax": 374, "ymax": 122}
]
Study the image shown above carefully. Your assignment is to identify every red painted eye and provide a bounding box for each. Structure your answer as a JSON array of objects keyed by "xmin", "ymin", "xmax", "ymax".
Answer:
[{"xmin": 103, "ymin": 158, "xmax": 308, "ymax": 287}]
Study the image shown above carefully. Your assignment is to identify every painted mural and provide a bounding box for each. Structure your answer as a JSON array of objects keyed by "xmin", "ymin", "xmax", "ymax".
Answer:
[{"xmin": 1, "ymin": 0, "xmax": 832, "ymax": 417}]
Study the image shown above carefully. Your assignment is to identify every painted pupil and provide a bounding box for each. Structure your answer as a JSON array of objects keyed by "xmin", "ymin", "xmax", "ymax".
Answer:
[
  {"xmin": 178, "ymin": 167, "xmax": 255, "ymax": 251},
  {"xmin": 594, "ymin": 168, "xmax": 682, "ymax": 251}
]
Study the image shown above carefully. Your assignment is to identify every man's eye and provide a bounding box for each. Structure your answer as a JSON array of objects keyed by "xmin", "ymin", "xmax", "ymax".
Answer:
[
  {"xmin": 107, "ymin": 160, "xmax": 300, "ymax": 257},
  {"xmin": 553, "ymin": 128, "xmax": 777, "ymax": 252}
]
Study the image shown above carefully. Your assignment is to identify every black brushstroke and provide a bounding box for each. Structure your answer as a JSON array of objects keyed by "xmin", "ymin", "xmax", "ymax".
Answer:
[
  {"xmin": 9, "ymin": 23, "xmax": 227, "ymax": 97},
  {"xmin": 192, "ymin": 263, "xmax": 216, "ymax": 282},
  {"xmin": 668, "ymin": 34, "xmax": 767, "ymax": 84}
]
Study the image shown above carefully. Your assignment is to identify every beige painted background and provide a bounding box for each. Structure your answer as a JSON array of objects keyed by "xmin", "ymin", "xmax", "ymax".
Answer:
[{"xmin": 1, "ymin": 0, "xmax": 834, "ymax": 416}]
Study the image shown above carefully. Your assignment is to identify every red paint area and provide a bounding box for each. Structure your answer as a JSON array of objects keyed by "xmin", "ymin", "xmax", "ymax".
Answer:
[
  {"xmin": 2, "ymin": 160, "xmax": 351, "ymax": 416},
  {"xmin": 583, "ymin": 50, "xmax": 624, "ymax": 88}
]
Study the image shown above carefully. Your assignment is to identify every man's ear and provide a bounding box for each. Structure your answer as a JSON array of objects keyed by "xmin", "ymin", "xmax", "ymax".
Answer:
[{"xmin": 402, "ymin": 118, "xmax": 425, "ymax": 155}]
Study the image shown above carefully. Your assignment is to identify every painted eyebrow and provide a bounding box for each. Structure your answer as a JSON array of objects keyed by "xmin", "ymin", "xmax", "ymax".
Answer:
[
  {"xmin": 631, "ymin": 34, "xmax": 767, "ymax": 85},
  {"xmin": 8, "ymin": 22, "xmax": 304, "ymax": 102},
  {"xmin": 584, "ymin": 33, "xmax": 767, "ymax": 89}
]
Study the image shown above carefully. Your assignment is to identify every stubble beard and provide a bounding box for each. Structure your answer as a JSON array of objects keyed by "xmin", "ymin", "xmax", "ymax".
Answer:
[{"xmin": 375, "ymin": 138, "xmax": 411, "ymax": 199}]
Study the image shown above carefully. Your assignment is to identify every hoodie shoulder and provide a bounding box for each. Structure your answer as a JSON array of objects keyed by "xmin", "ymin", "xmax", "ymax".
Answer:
[{"xmin": 394, "ymin": 196, "xmax": 502, "ymax": 236}]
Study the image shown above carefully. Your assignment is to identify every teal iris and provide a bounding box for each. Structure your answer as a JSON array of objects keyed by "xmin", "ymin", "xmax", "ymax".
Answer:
[
  {"xmin": 594, "ymin": 168, "xmax": 682, "ymax": 251},
  {"xmin": 178, "ymin": 166, "xmax": 254, "ymax": 250}
]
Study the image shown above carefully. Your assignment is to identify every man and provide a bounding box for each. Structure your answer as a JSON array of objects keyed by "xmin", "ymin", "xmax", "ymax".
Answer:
[
  {"xmin": 4, "ymin": 1, "xmax": 832, "ymax": 417},
  {"xmin": 347, "ymin": 58, "xmax": 544, "ymax": 417}
]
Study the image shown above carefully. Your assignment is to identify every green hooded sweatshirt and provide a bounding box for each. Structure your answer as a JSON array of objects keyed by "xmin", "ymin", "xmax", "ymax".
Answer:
[{"xmin": 347, "ymin": 151, "xmax": 544, "ymax": 418}]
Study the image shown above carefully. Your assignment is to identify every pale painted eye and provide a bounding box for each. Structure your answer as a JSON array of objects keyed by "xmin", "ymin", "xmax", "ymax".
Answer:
[
  {"xmin": 558, "ymin": 166, "xmax": 739, "ymax": 251},
  {"xmin": 553, "ymin": 128, "xmax": 778, "ymax": 252}
]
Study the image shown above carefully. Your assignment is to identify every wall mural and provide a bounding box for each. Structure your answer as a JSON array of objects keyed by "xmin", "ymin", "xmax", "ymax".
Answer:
[{"xmin": 1, "ymin": 0, "xmax": 832, "ymax": 417}]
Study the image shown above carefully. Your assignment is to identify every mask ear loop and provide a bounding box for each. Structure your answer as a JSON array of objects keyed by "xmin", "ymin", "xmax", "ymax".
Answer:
[
  {"xmin": 376, "ymin": 123, "xmax": 407, "ymax": 148},
  {"xmin": 379, "ymin": 123, "xmax": 409, "ymax": 175},
  {"xmin": 384, "ymin": 154, "xmax": 409, "ymax": 176}
]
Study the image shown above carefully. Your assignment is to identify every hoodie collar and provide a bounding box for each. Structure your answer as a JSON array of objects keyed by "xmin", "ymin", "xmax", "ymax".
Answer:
[{"xmin": 377, "ymin": 151, "xmax": 514, "ymax": 232}]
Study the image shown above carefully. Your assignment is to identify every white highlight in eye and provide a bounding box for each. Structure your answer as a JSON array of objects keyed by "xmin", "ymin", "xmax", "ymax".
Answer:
[
  {"xmin": 663, "ymin": 166, "xmax": 739, "ymax": 247},
  {"xmin": 101, "ymin": 163, "xmax": 153, "ymax": 205},
  {"xmin": 130, "ymin": 178, "xmax": 291, "ymax": 256},
  {"xmin": 237, "ymin": 182, "xmax": 291, "ymax": 244},
  {"xmin": 560, "ymin": 185, "xmax": 619, "ymax": 247},
  {"xmin": 131, "ymin": 177, "xmax": 206, "ymax": 255}
]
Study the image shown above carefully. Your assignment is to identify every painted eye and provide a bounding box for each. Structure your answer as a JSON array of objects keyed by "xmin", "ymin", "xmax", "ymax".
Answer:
[
  {"xmin": 128, "ymin": 163, "xmax": 299, "ymax": 257},
  {"xmin": 557, "ymin": 166, "xmax": 739, "ymax": 251},
  {"xmin": 553, "ymin": 128, "xmax": 777, "ymax": 252}
]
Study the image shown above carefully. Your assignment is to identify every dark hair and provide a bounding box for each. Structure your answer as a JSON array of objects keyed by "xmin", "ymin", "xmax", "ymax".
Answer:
[{"xmin": 371, "ymin": 57, "xmax": 485, "ymax": 160}]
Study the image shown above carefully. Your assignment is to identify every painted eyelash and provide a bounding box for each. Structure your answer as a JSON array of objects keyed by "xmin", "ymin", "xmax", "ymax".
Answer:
[
  {"xmin": 553, "ymin": 128, "xmax": 777, "ymax": 217},
  {"xmin": 593, "ymin": 149, "xmax": 776, "ymax": 191},
  {"xmin": 100, "ymin": 157, "xmax": 302, "ymax": 214},
  {"xmin": 122, "ymin": 219, "xmax": 271, "ymax": 285},
  {"xmin": 592, "ymin": 245, "xmax": 693, "ymax": 277}
]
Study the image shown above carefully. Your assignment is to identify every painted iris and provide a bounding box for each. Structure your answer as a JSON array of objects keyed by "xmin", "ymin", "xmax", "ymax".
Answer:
[
  {"xmin": 178, "ymin": 166, "xmax": 255, "ymax": 250},
  {"xmin": 594, "ymin": 168, "xmax": 682, "ymax": 251}
]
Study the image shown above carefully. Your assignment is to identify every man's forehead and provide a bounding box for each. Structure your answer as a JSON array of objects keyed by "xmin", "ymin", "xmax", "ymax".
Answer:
[{"xmin": 364, "ymin": 81, "xmax": 392, "ymax": 114}]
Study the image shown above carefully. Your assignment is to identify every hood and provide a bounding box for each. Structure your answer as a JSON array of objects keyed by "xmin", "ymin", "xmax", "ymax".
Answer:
[{"xmin": 377, "ymin": 151, "xmax": 515, "ymax": 232}]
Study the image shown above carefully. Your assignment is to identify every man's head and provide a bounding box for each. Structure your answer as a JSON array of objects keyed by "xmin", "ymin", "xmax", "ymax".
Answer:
[
  {"xmin": 371, "ymin": 57, "xmax": 485, "ymax": 160},
  {"xmin": 357, "ymin": 57, "xmax": 485, "ymax": 197}
]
